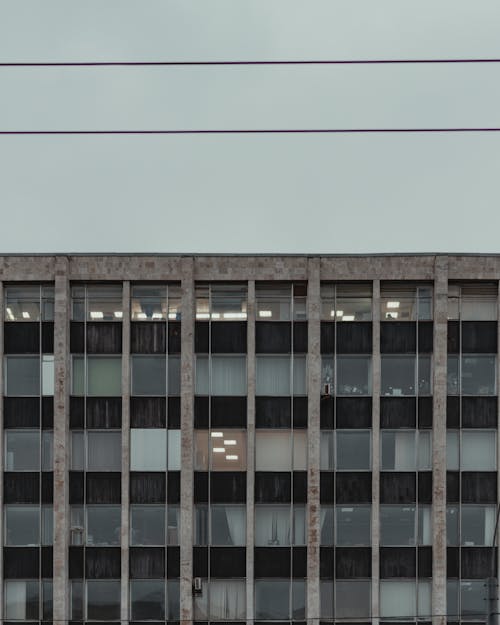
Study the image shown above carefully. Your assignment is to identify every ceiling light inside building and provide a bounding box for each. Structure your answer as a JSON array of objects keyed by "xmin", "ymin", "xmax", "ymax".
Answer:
[
  {"xmin": 259, "ymin": 310, "xmax": 272, "ymax": 317},
  {"xmin": 211, "ymin": 432, "xmax": 223, "ymax": 438},
  {"xmin": 90, "ymin": 311, "xmax": 104, "ymax": 319},
  {"xmin": 226, "ymin": 455, "xmax": 238, "ymax": 460},
  {"xmin": 114, "ymin": 311, "xmax": 123, "ymax": 318},
  {"xmin": 387, "ymin": 301, "xmax": 400, "ymax": 308},
  {"xmin": 213, "ymin": 447, "xmax": 226, "ymax": 453},
  {"xmin": 342, "ymin": 315, "xmax": 355, "ymax": 321},
  {"xmin": 22, "ymin": 311, "xmax": 30, "ymax": 319}
]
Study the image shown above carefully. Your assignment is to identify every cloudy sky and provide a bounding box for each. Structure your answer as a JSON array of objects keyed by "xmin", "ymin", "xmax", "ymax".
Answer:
[{"xmin": 1, "ymin": 1, "xmax": 499, "ymax": 253}]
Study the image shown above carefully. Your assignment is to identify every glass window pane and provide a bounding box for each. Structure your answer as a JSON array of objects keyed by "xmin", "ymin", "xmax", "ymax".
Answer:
[
  {"xmin": 87, "ymin": 431, "xmax": 121, "ymax": 471},
  {"xmin": 293, "ymin": 431, "xmax": 307, "ymax": 470},
  {"xmin": 71, "ymin": 431, "xmax": 84, "ymax": 470},
  {"xmin": 71, "ymin": 580, "xmax": 83, "ymax": 620},
  {"xmin": 167, "ymin": 506, "xmax": 179, "ymax": 545},
  {"xmin": 461, "ymin": 506, "xmax": 496, "ymax": 546},
  {"xmin": 336, "ymin": 506, "xmax": 371, "ymax": 545},
  {"xmin": 447, "ymin": 506, "xmax": 459, "ymax": 545},
  {"xmin": 336, "ymin": 431, "xmax": 371, "ymax": 470},
  {"xmin": 5, "ymin": 356, "xmax": 40, "ymax": 396},
  {"xmin": 42, "ymin": 506, "xmax": 53, "ymax": 545},
  {"xmin": 418, "ymin": 506, "xmax": 432, "ymax": 545},
  {"xmin": 87, "ymin": 357, "xmax": 122, "ymax": 396},
  {"xmin": 209, "ymin": 580, "xmax": 246, "ymax": 620},
  {"xmin": 256, "ymin": 431, "xmax": 291, "ymax": 471},
  {"xmin": 381, "ymin": 506, "xmax": 416, "ymax": 546},
  {"xmin": 255, "ymin": 506, "xmax": 292, "ymax": 546},
  {"xmin": 5, "ymin": 431, "xmax": 40, "ymax": 470},
  {"xmin": 166, "ymin": 578, "xmax": 180, "ymax": 619},
  {"xmin": 293, "ymin": 355, "xmax": 307, "ymax": 395},
  {"xmin": 256, "ymin": 356, "xmax": 290, "ymax": 395},
  {"xmin": 447, "ymin": 355, "xmax": 459, "ymax": 395},
  {"xmin": 446, "ymin": 431, "xmax": 459, "ymax": 471},
  {"xmin": 336, "ymin": 355, "xmax": 371, "ymax": 395},
  {"xmin": 131, "ymin": 505, "xmax": 165, "ymax": 545},
  {"xmin": 131, "ymin": 429, "xmax": 167, "ymax": 471},
  {"xmin": 418, "ymin": 354, "xmax": 432, "ymax": 395},
  {"xmin": 42, "ymin": 430, "xmax": 53, "ymax": 471},
  {"xmin": 320, "ymin": 580, "xmax": 334, "ymax": 618},
  {"xmin": 5, "ymin": 286, "xmax": 41, "ymax": 321},
  {"xmin": 291, "ymin": 579, "xmax": 306, "ymax": 619},
  {"xmin": 86, "ymin": 285, "xmax": 122, "ymax": 322},
  {"xmin": 418, "ymin": 580, "xmax": 432, "ymax": 617},
  {"xmin": 212, "ymin": 356, "xmax": 246, "ymax": 395},
  {"xmin": 168, "ymin": 355, "xmax": 181, "ymax": 395},
  {"xmin": 447, "ymin": 580, "xmax": 459, "ymax": 617},
  {"xmin": 210, "ymin": 429, "xmax": 246, "ymax": 471},
  {"xmin": 255, "ymin": 579, "xmax": 290, "ymax": 620},
  {"xmin": 320, "ymin": 431, "xmax": 334, "ymax": 470},
  {"xmin": 460, "ymin": 580, "xmax": 487, "ymax": 618},
  {"xmin": 211, "ymin": 284, "xmax": 247, "ymax": 320},
  {"xmin": 381, "ymin": 356, "xmax": 415, "ymax": 396},
  {"xmin": 462, "ymin": 355, "xmax": 496, "ymax": 395},
  {"xmin": 194, "ymin": 431, "xmax": 209, "ymax": 470},
  {"xmin": 418, "ymin": 431, "xmax": 432, "ymax": 469},
  {"xmin": 86, "ymin": 506, "xmax": 121, "ymax": 545},
  {"xmin": 72, "ymin": 356, "xmax": 85, "ymax": 395},
  {"xmin": 42, "ymin": 579, "xmax": 53, "ymax": 620},
  {"xmin": 321, "ymin": 356, "xmax": 334, "ymax": 388},
  {"xmin": 42, "ymin": 355, "xmax": 54, "ymax": 396},
  {"xmin": 336, "ymin": 580, "xmax": 371, "ymax": 619},
  {"xmin": 5, "ymin": 580, "xmax": 40, "ymax": 620},
  {"xmin": 131, "ymin": 580, "xmax": 165, "ymax": 620},
  {"xmin": 87, "ymin": 580, "xmax": 121, "ymax": 620},
  {"xmin": 168, "ymin": 430, "xmax": 181, "ymax": 470},
  {"xmin": 256, "ymin": 285, "xmax": 291, "ymax": 321},
  {"xmin": 131, "ymin": 356, "xmax": 166, "ymax": 395},
  {"xmin": 211, "ymin": 505, "xmax": 246, "ymax": 546},
  {"xmin": 195, "ymin": 356, "xmax": 209, "ymax": 395},
  {"xmin": 462, "ymin": 294, "xmax": 497, "ymax": 321},
  {"xmin": 462, "ymin": 431, "xmax": 496, "ymax": 470},
  {"xmin": 320, "ymin": 507, "xmax": 334, "ymax": 545},
  {"xmin": 380, "ymin": 580, "xmax": 416, "ymax": 618},
  {"xmin": 131, "ymin": 285, "xmax": 167, "ymax": 320},
  {"xmin": 381, "ymin": 431, "xmax": 416, "ymax": 471},
  {"xmin": 194, "ymin": 505, "xmax": 208, "ymax": 545},
  {"xmin": 293, "ymin": 505, "xmax": 306, "ymax": 545},
  {"xmin": 5, "ymin": 506, "xmax": 40, "ymax": 545}
]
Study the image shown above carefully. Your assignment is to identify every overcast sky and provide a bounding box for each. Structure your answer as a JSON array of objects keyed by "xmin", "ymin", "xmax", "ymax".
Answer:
[{"xmin": 1, "ymin": 0, "xmax": 500, "ymax": 254}]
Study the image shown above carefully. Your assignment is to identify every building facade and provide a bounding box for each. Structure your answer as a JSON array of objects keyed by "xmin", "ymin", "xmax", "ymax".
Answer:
[{"xmin": 0, "ymin": 253, "xmax": 499, "ymax": 625}]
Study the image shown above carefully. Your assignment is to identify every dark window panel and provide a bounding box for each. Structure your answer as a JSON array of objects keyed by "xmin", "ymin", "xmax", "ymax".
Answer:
[
  {"xmin": 41, "ymin": 546, "xmax": 53, "ymax": 577},
  {"xmin": 380, "ymin": 322, "xmax": 416, "ymax": 354},
  {"xmin": 293, "ymin": 397, "xmax": 308, "ymax": 428},
  {"xmin": 131, "ymin": 322, "xmax": 166, "ymax": 354},
  {"xmin": 320, "ymin": 397, "xmax": 334, "ymax": 429},
  {"xmin": 292, "ymin": 547, "xmax": 307, "ymax": 577},
  {"xmin": 4, "ymin": 321, "xmax": 39, "ymax": 353},
  {"xmin": 211, "ymin": 321, "xmax": 247, "ymax": 353},
  {"xmin": 336, "ymin": 397, "xmax": 372, "ymax": 428},
  {"xmin": 42, "ymin": 396, "xmax": 54, "ymax": 428},
  {"xmin": 462, "ymin": 321, "xmax": 498, "ymax": 353},
  {"xmin": 70, "ymin": 322, "xmax": 85, "ymax": 353},
  {"xmin": 69, "ymin": 471, "xmax": 84, "ymax": 504},
  {"xmin": 42, "ymin": 472, "xmax": 53, "ymax": 503},
  {"xmin": 336, "ymin": 547, "xmax": 371, "ymax": 578},
  {"xmin": 194, "ymin": 472, "xmax": 208, "ymax": 503},
  {"xmin": 461, "ymin": 547, "xmax": 495, "ymax": 578},
  {"xmin": 194, "ymin": 396, "xmax": 209, "ymax": 429},
  {"xmin": 168, "ymin": 321, "xmax": 181, "ymax": 354},
  {"xmin": 320, "ymin": 547, "xmax": 335, "ymax": 579},
  {"xmin": 3, "ymin": 397, "xmax": 40, "ymax": 428},
  {"xmin": 447, "ymin": 472, "xmax": 460, "ymax": 503},
  {"xmin": 3, "ymin": 547, "xmax": 39, "ymax": 578},
  {"xmin": 70, "ymin": 396, "xmax": 85, "ymax": 429},
  {"xmin": 69, "ymin": 546, "xmax": 84, "ymax": 578},
  {"xmin": 211, "ymin": 396, "xmax": 247, "ymax": 428},
  {"xmin": 130, "ymin": 547, "xmax": 165, "ymax": 578},
  {"xmin": 293, "ymin": 322, "xmax": 308, "ymax": 353},
  {"xmin": 210, "ymin": 472, "xmax": 246, "ymax": 503},
  {"xmin": 256, "ymin": 397, "xmax": 291, "ymax": 428},
  {"xmin": 130, "ymin": 473, "xmax": 166, "ymax": 504},
  {"xmin": 447, "ymin": 321, "xmax": 460, "ymax": 354},
  {"xmin": 380, "ymin": 397, "xmax": 416, "ymax": 428},
  {"xmin": 418, "ymin": 472, "xmax": 432, "ymax": 504},
  {"xmin": 336, "ymin": 473, "xmax": 372, "ymax": 504},
  {"xmin": 86, "ymin": 397, "xmax": 122, "ymax": 429},
  {"xmin": 42, "ymin": 321, "xmax": 54, "ymax": 353},
  {"xmin": 418, "ymin": 546, "xmax": 432, "ymax": 577},
  {"xmin": 418, "ymin": 397, "xmax": 433, "ymax": 428},
  {"xmin": 462, "ymin": 472, "xmax": 497, "ymax": 503},
  {"xmin": 462, "ymin": 396, "xmax": 498, "ymax": 428},
  {"xmin": 86, "ymin": 473, "xmax": 121, "ymax": 504},
  {"xmin": 130, "ymin": 397, "xmax": 166, "ymax": 428},
  {"xmin": 193, "ymin": 546, "xmax": 208, "ymax": 577},
  {"xmin": 86, "ymin": 322, "xmax": 122, "ymax": 354},
  {"xmin": 168, "ymin": 397, "xmax": 181, "ymax": 428},
  {"xmin": 320, "ymin": 472, "xmax": 334, "ymax": 504},
  {"xmin": 85, "ymin": 547, "xmax": 121, "ymax": 578},
  {"xmin": 256, "ymin": 322, "xmax": 291, "ymax": 354},
  {"xmin": 417, "ymin": 322, "xmax": 433, "ymax": 353},
  {"xmin": 195, "ymin": 322, "xmax": 209, "ymax": 353},
  {"xmin": 210, "ymin": 547, "xmax": 246, "ymax": 577},
  {"xmin": 167, "ymin": 546, "xmax": 180, "ymax": 578},
  {"xmin": 293, "ymin": 472, "xmax": 308, "ymax": 503},
  {"xmin": 254, "ymin": 547, "xmax": 290, "ymax": 577},
  {"xmin": 255, "ymin": 473, "xmax": 291, "ymax": 503},
  {"xmin": 380, "ymin": 547, "xmax": 416, "ymax": 578},
  {"xmin": 167, "ymin": 472, "xmax": 180, "ymax": 504},
  {"xmin": 337, "ymin": 322, "xmax": 372, "ymax": 354},
  {"xmin": 321, "ymin": 322, "xmax": 335, "ymax": 354},
  {"xmin": 447, "ymin": 547, "xmax": 460, "ymax": 578},
  {"xmin": 3, "ymin": 472, "xmax": 39, "ymax": 503},
  {"xmin": 446, "ymin": 396, "xmax": 460, "ymax": 429},
  {"xmin": 380, "ymin": 473, "xmax": 416, "ymax": 503}
]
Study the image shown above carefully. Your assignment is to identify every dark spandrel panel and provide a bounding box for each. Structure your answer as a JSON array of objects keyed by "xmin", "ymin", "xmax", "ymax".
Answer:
[
  {"xmin": 3, "ymin": 547, "xmax": 40, "ymax": 578},
  {"xmin": 211, "ymin": 396, "xmax": 247, "ymax": 428},
  {"xmin": 70, "ymin": 396, "xmax": 85, "ymax": 429},
  {"xmin": 418, "ymin": 472, "xmax": 432, "ymax": 504},
  {"xmin": 380, "ymin": 397, "xmax": 416, "ymax": 429},
  {"xmin": 380, "ymin": 322, "xmax": 416, "ymax": 354},
  {"xmin": 461, "ymin": 547, "xmax": 495, "ymax": 579},
  {"xmin": 130, "ymin": 472, "xmax": 166, "ymax": 504},
  {"xmin": 462, "ymin": 321, "xmax": 498, "ymax": 353},
  {"xmin": 167, "ymin": 472, "xmax": 180, "ymax": 503},
  {"xmin": 85, "ymin": 547, "xmax": 121, "ymax": 578},
  {"xmin": 255, "ymin": 472, "xmax": 291, "ymax": 503},
  {"xmin": 256, "ymin": 397, "xmax": 291, "ymax": 428},
  {"xmin": 194, "ymin": 397, "xmax": 209, "ymax": 428},
  {"xmin": 336, "ymin": 397, "xmax": 372, "ymax": 428},
  {"xmin": 42, "ymin": 321, "xmax": 54, "ymax": 353},
  {"xmin": 4, "ymin": 321, "xmax": 40, "ymax": 353},
  {"xmin": 69, "ymin": 472, "xmax": 84, "ymax": 504},
  {"xmin": 4, "ymin": 472, "xmax": 39, "ymax": 503},
  {"xmin": 418, "ymin": 397, "xmax": 433, "ymax": 428},
  {"xmin": 3, "ymin": 397, "xmax": 40, "ymax": 428},
  {"xmin": 447, "ymin": 547, "xmax": 460, "ymax": 577},
  {"xmin": 86, "ymin": 397, "xmax": 122, "ymax": 429},
  {"xmin": 256, "ymin": 322, "xmax": 291, "ymax": 354},
  {"xmin": 418, "ymin": 546, "xmax": 432, "ymax": 577},
  {"xmin": 462, "ymin": 396, "xmax": 498, "ymax": 428},
  {"xmin": 336, "ymin": 473, "xmax": 372, "ymax": 504},
  {"xmin": 70, "ymin": 322, "xmax": 85, "ymax": 353},
  {"xmin": 86, "ymin": 473, "xmax": 121, "ymax": 504},
  {"xmin": 130, "ymin": 547, "xmax": 165, "ymax": 578},
  {"xmin": 320, "ymin": 547, "xmax": 335, "ymax": 578},
  {"xmin": 293, "ymin": 471, "xmax": 308, "ymax": 503},
  {"xmin": 194, "ymin": 472, "xmax": 208, "ymax": 503},
  {"xmin": 292, "ymin": 547, "xmax": 307, "ymax": 577},
  {"xmin": 418, "ymin": 322, "xmax": 433, "ymax": 353},
  {"xmin": 320, "ymin": 397, "xmax": 334, "ymax": 429},
  {"xmin": 447, "ymin": 472, "xmax": 460, "ymax": 503},
  {"xmin": 293, "ymin": 397, "xmax": 308, "ymax": 428},
  {"xmin": 321, "ymin": 322, "xmax": 335, "ymax": 354},
  {"xmin": 380, "ymin": 473, "xmax": 416, "ymax": 504},
  {"xmin": 42, "ymin": 472, "xmax": 53, "ymax": 503},
  {"xmin": 462, "ymin": 472, "xmax": 497, "ymax": 503},
  {"xmin": 69, "ymin": 546, "xmax": 84, "ymax": 578},
  {"xmin": 380, "ymin": 547, "xmax": 416, "ymax": 578},
  {"xmin": 293, "ymin": 322, "xmax": 308, "ymax": 353},
  {"xmin": 210, "ymin": 547, "xmax": 246, "ymax": 577},
  {"xmin": 320, "ymin": 472, "xmax": 335, "ymax": 503},
  {"xmin": 336, "ymin": 322, "xmax": 372, "ymax": 354},
  {"xmin": 448, "ymin": 321, "xmax": 460, "ymax": 354},
  {"xmin": 195, "ymin": 322, "xmax": 209, "ymax": 353},
  {"xmin": 131, "ymin": 322, "xmax": 166, "ymax": 354},
  {"xmin": 336, "ymin": 547, "xmax": 371, "ymax": 578},
  {"xmin": 193, "ymin": 546, "xmax": 208, "ymax": 577},
  {"xmin": 254, "ymin": 547, "xmax": 290, "ymax": 577},
  {"xmin": 168, "ymin": 397, "xmax": 181, "ymax": 428},
  {"xmin": 42, "ymin": 396, "xmax": 54, "ymax": 429},
  {"xmin": 210, "ymin": 472, "xmax": 246, "ymax": 503},
  {"xmin": 86, "ymin": 322, "xmax": 122, "ymax": 354},
  {"xmin": 168, "ymin": 321, "xmax": 181, "ymax": 354},
  {"xmin": 211, "ymin": 321, "xmax": 247, "ymax": 354},
  {"xmin": 447, "ymin": 396, "xmax": 460, "ymax": 428},
  {"xmin": 130, "ymin": 397, "xmax": 166, "ymax": 428},
  {"xmin": 41, "ymin": 546, "xmax": 53, "ymax": 577},
  {"xmin": 167, "ymin": 546, "xmax": 180, "ymax": 577}
]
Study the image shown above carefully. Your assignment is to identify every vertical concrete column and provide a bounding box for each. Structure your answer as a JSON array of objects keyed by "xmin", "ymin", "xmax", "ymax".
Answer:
[
  {"xmin": 496, "ymin": 281, "xmax": 500, "ymax": 596},
  {"xmin": 53, "ymin": 257, "xmax": 70, "ymax": 625},
  {"xmin": 121, "ymin": 282, "xmax": 131, "ymax": 623},
  {"xmin": 180, "ymin": 258, "xmax": 195, "ymax": 625},
  {"xmin": 0, "ymin": 282, "xmax": 4, "ymax": 623},
  {"xmin": 246, "ymin": 280, "xmax": 256, "ymax": 624},
  {"xmin": 371, "ymin": 280, "xmax": 381, "ymax": 622},
  {"xmin": 307, "ymin": 258, "xmax": 321, "ymax": 625},
  {"xmin": 432, "ymin": 256, "xmax": 448, "ymax": 625}
]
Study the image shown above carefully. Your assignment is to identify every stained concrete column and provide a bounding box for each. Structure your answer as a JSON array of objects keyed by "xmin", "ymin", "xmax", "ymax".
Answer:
[
  {"xmin": 307, "ymin": 258, "xmax": 321, "ymax": 625},
  {"xmin": 180, "ymin": 258, "xmax": 195, "ymax": 625},
  {"xmin": 246, "ymin": 280, "xmax": 256, "ymax": 624},
  {"xmin": 0, "ymin": 282, "xmax": 4, "ymax": 623},
  {"xmin": 496, "ymin": 281, "xmax": 500, "ymax": 606},
  {"xmin": 432, "ymin": 256, "xmax": 448, "ymax": 625},
  {"xmin": 121, "ymin": 282, "xmax": 131, "ymax": 623},
  {"xmin": 53, "ymin": 257, "xmax": 70, "ymax": 625},
  {"xmin": 371, "ymin": 280, "xmax": 381, "ymax": 621}
]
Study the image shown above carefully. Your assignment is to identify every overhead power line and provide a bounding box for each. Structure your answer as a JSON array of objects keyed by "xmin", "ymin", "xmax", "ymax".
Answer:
[{"xmin": 1, "ymin": 128, "xmax": 500, "ymax": 135}]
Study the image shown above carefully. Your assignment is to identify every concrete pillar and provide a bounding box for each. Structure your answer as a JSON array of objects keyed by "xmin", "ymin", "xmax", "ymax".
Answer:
[
  {"xmin": 371, "ymin": 279, "xmax": 381, "ymax": 621},
  {"xmin": 180, "ymin": 258, "xmax": 195, "ymax": 625},
  {"xmin": 53, "ymin": 257, "xmax": 70, "ymax": 625},
  {"xmin": 432, "ymin": 256, "xmax": 448, "ymax": 625},
  {"xmin": 0, "ymin": 282, "xmax": 4, "ymax": 624},
  {"xmin": 496, "ymin": 281, "xmax": 500, "ymax": 599},
  {"xmin": 120, "ymin": 282, "xmax": 131, "ymax": 623},
  {"xmin": 246, "ymin": 280, "xmax": 256, "ymax": 624},
  {"xmin": 306, "ymin": 258, "xmax": 321, "ymax": 625}
]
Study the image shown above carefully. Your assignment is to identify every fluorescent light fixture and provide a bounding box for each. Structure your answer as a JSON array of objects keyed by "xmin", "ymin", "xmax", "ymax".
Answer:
[
  {"xmin": 168, "ymin": 312, "xmax": 177, "ymax": 320},
  {"xmin": 6, "ymin": 307, "xmax": 14, "ymax": 320},
  {"xmin": 152, "ymin": 313, "xmax": 163, "ymax": 320},
  {"xmin": 336, "ymin": 310, "xmax": 344, "ymax": 317},
  {"xmin": 196, "ymin": 313, "xmax": 210, "ymax": 319},
  {"xmin": 342, "ymin": 315, "xmax": 355, "ymax": 321},
  {"xmin": 259, "ymin": 310, "xmax": 272, "ymax": 318},
  {"xmin": 114, "ymin": 311, "xmax": 123, "ymax": 319},
  {"xmin": 330, "ymin": 310, "xmax": 336, "ymax": 317},
  {"xmin": 211, "ymin": 432, "xmax": 223, "ymax": 438},
  {"xmin": 22, "ymin": 311, "xmax": 30, "ymax": 319},
  {"xmin": 224, "ymin": 440, "xmax": 237, "ymax": 445},
  {"xmin": 387, "ymin": 301, "xmax": 400, "ymax": 308},
  {"xmin": 223, "ymin": 312, "xmax": 246, "ymax": 319},
  {"xmin": 137, "ymin": 312, "xmax": 147, "ymax": 320},
  {"xmin": 90, "ymin": 311, "xmax": 104, "ymax": 319},
  {"xmin": 211, "ymin": 313, "xmax": 221, "ymax": 319},
  {"xmin": 212, "ymin": 447, "xmax": 226, "ymax": 453},
  {"xmin": 225, "ymin": 455, "xmax": 238, "ymax": 460}
]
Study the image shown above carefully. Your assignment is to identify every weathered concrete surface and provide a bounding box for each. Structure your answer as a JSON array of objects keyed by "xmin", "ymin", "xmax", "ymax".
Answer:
[
  {"xmin": 246, "ymin": 281, "xmax": 256, "ymax": 625},
  {"xmin": 121, "ymin": 282, "xmax": 131, "ymax": 624},
  {"xmin": 371, "ymin": 280, "xmax": 381, "ymax": 622}
]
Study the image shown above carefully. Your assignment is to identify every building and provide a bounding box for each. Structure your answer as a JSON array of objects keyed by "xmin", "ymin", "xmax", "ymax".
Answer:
[{"xmin": 0, "ymin": 253, "xmax": 499, "ymax": 625}]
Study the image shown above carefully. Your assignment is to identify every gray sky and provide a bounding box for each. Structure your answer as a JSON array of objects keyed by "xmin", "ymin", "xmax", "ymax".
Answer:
[{"xmin": 1, "ymin": 0, "xmax": 500, "ymax": 253}]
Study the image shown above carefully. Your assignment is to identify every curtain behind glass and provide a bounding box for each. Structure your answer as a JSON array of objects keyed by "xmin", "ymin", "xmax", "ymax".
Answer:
[
  {"xmin": 256, "ymin": 356, "xmax": 290, "ymax": 395},
  {"xmin": 209, "ymin": 581, "xmax": 245, "ymax": 620}
]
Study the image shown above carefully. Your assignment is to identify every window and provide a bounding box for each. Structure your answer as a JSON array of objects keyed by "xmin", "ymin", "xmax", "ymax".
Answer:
[
  {"xmin": 336, "ymin": 355, "xmax": 371, "ymax": 395},
  {"xmin": 381, "ymin": 430, "xmax": 432, "ymax": 471},
  {"xmin": 461, "ymin": 506, "xmax": 496, "ymax": 546},
  {"xmin": 320, "ymin": 431, "xmax": 371, "ymax": 470},
  {"xmin": 380, "ymin": 580, "xmax": 431, "ymax": 618},
  {"xmin": 195, "ymin": 355, "xmax": 247, "ymax": 395},
  {"xmin": 72, "ymin": 285, "xmax": 122, "ymax": 321},
  {"xmin": 448, "ymin": 284, "xmax": 497, "ymax": 320},
  {"xmin": 71, "ymin": 431, "xmax": 121, "ymax": 471},
  {"xmin": 86, "ymin": 580, "xmax": 121, "ymax": 620},
  {"xmin": 321, "ymin": 283, "xmax": 372, "ymax": 321},
  {"xmin": 380, "ymin": 506, "xmax": 431, "ymax": 546},
  {"xmin": 194, "ymin": 430, "xmax": 247, "ymax": 471},
  {"xmin": 320, "ymin": 580, "xmax": 371, "ymax": 619},
  {"xmin": 86, "ymin": 506, "xmax": 121, "ymax": 546},
  {"xmin": 196, "ymin": 283, "xmax": 247, "ymax": 320},
  {"xmin": 381, "ymin": 285, "xmax": 432, "ymax": 321},
  {"xmin": 255, "ymin": 431, "xmax": 307, "ymax": 471},
  {"xmin": 447, "ymin": 355, "xmax": 497, "ymax": 395},
  {"xmin": 5, "ymin": 430, "xmax": 40, "ymax": 470},
  {"xmin": 447, "ymin": 431, "xmax": 496, "ymax": 471},
  {"xmin": 5, "ymin": 356, "xmax": 39, "ymax": 396},
  {"xmin": 255, "ymin": 505, "xmax": 305, "ymax": 546},
  {"xmin": 5, "ymin": 285, "xmax": 54, "ymax": 321},
  {"xmin": 460, "ymin": 580, "xmax": 487, "ymax": 618},
  {"xmin": 381, "ymin": 355, "xmax": 432, "ymax": 396},
  {"xmin": 256, "ymin": 283, "xmax": 306, "ymax": 321},
  {"xmin": 130, "ymin": 429, "xmax": 180, "ymax": 471},
  {"xmin": 256, "ymin": 355, "xmax": 306, "ymax": 395},
  {"xmin": 255, "ymin": 579, "xmax": 305, "ymax": 620},
  {"xmin": 4, "ymin": 580, "xmax": 40, "ymax": 620},
  {"xmin": 131, "ymin": 505, "xmax": 179, "ymax": 546},
  {"xmin": 4, "ymin": 506, "xmax": 40, "ymax": 545},
  {"xmin": 194, "ymin": 579, "xmax": 246, "ymax": 620},
  {"xmin": 131, "ymin": 355, "xmax": 180, "ymax": 396},
  {"xmin": 72, "ymin": 356, "xmax": 122, "ymax": 396},
  {"xmin": 131, "ymin": 284, "xmax": 181, "ymax": 320},
  {"xmin": 337, "ymin": 506, "xmax": 370, "ymax": 545},
  {"xmin": 131, "ymin": 580, "xmax": 165, "ymax": 620},
  {"xmin": 194, "ymin": 505, "xmax": 246, "ymax": 546}
]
